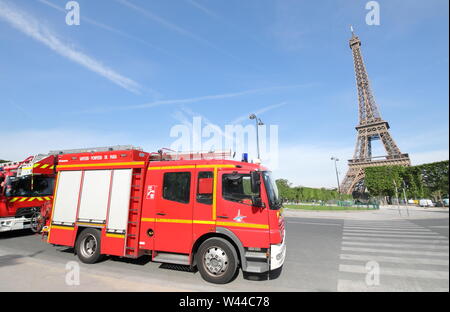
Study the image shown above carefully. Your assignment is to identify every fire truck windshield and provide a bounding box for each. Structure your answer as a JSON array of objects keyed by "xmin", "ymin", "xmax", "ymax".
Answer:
[
  {"xmin": 5, "ymin": 176, "xmax": 54, "ymax": 197},
  {"xmin": 263, "ymin": 171, "xmax": 281, "ymax": 210}
]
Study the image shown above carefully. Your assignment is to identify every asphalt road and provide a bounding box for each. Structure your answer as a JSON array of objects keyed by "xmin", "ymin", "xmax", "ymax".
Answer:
[{"xmin": 0, "ymin": 216, "xmax": 448, "ymax": 292}]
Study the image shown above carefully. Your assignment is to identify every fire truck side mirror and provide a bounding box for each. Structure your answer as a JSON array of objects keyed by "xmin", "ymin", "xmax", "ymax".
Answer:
[{"xmin": 250, "ymin": 171, "xmax": 260, "ymax": 194}]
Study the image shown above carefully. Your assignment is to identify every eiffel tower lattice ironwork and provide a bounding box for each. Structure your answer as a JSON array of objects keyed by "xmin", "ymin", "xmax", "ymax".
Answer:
[{"xmin": 340, "ymin": 29, "xmax": 411, "ymax": 195}]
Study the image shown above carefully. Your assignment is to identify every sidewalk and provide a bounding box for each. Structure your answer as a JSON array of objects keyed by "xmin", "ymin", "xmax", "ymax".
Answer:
[{"xmin": 283, "ymin": 205, "xmax": 449, "ymax": 220}]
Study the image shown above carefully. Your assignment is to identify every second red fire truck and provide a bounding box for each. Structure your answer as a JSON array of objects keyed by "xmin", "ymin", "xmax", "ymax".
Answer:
[
  {"xmin": 42, "ymin": 146, "xmax": 286, "ymax": 284},
  {"xmin": 0, "ymin": 154, "xmax": 56, "ymax": 232}
]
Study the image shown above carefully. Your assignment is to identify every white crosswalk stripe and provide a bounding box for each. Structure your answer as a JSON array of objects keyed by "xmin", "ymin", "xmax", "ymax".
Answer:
[
  {"xmin": 343, "ymin": 226, "xmax": 433, "ymax": 232},
  {"xmin": 340, "ymin": 254, "xmax": 449, "ymax": 266},
  {"xmin": 344, "ymin": 229, "xmax": 437, "ymax": 235},
  {"xmin": 337, "ymin": 220, "xmax": 449, "ymax": 292},
  {"xmin": 343, "ymin": 232, "xmax": 446, "ymax": 238},
  {"xmin": 343, "ymin": 236, "xmax": 448, "ymax": 244},
  {"xmin": 342, "ymin": 241, "xmax": 449, "ymax": 250},
  {"xmin": 339, "ymin": 264, "xmax": 448, "ymax": 280},
  {"xmin": 341, "ymin": 246, "xmax": 448, "ymax": 256}
]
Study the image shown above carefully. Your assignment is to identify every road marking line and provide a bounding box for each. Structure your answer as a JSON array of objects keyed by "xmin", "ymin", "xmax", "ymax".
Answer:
[
  {"xmin": 342, "ymin": 241, "xmax": 449, "ymax": 250},
  {"xmin": 339, "ymin": 264, "xmax": 449, "ymax": 280},
  {"xmin": 343, "ymin": 236, "xmax": 449, "ymax": 244},
  {"xmin": 343, "ymin": 225, "xmax": 424, "ymax": 229},
  {"xmin": 287, "ymin": 221, "xmax": 341, "ymax": 226},
  {"xmin": 344, "ymin": 223, "xmax": 429, "ymax": 227},
  {"xmin": 341, "ymin": 246, "xmax": 449, "ymax": 257},
  {"xmin": 343, "ymin": 229, "xmax": 438, "ymax": 235},
  {"xmin": 430, "ymin": 226, "xmax": 449, "ymax": 229},
  {"xmin": 340, "ymin": 253, "xmax": 450, "ymax": 266},
  {"xmin": 344, "ymin": 226, "xmax": 432, "ymax": 232},
  {"xmin": 343, "ymin": 232, "xmax": 446, "ymax": 239}
]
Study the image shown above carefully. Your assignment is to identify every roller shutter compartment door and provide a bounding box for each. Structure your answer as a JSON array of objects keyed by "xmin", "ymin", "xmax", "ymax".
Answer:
[
  {"xmin": 107, "ymin": 169, "xmax": 133, "ymax": 233},
  {"xmin": 52, "ymin": 171, "xmax": 83, "ymax": 226},
  {"xmin": 78, "ymin": 170, "xmax": 111, "ymax": 223}
]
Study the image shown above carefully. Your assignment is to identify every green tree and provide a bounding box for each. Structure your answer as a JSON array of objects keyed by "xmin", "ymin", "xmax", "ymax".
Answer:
[{"xmin": 365, "ymin": 161, "xmax": 449, "ymax": 202}]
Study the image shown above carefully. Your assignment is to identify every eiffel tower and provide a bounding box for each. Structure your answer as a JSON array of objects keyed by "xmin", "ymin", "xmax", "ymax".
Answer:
[{"xmin": 341, "ymin": 29, "xmax": 411, "ymax": 195}]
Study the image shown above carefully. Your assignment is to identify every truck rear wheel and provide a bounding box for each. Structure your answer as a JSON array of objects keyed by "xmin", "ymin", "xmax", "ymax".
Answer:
[
  {"xmin": 196, "ymin": 238, "xmax": 238, "ymax": 284},
  {"xmin": 75, "ymin": 228, "xmax": 104, "ymax": 264}
]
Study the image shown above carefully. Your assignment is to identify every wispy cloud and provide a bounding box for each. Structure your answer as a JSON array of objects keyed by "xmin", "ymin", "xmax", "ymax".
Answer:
[
  {"xmin": 0, "ymin": 0, "xmax": 142, "ymax": 94},
  {"xmin": 186, "ymin": 0, "xmax": 220, "ymax": 19},
  {"xmin": 115, "ymin": 0, "xmax": 250, "ymax": 67},
  {"xmin": 78, "ymin": 84, "xmax": 308, "ymax": 114},
  {"xmin": 38, "ymin": 0, "xmax": 177, "ymax": 62},
  {"xmin": 185, "ymin": 0, "xmax": 267, "ymax": 49}
]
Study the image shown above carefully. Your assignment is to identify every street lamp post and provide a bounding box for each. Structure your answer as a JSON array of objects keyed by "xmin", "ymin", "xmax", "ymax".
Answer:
[
  {"xmin": 249, "ymin": 114, "xmax": 264, "ymax": 160},
  {"xmin": 331, "ymin": 157, "xmax": 341, "ymax": 194}
]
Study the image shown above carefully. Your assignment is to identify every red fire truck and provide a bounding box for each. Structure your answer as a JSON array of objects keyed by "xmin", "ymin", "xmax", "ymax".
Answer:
[
  {"xmin": 43, "ymin": 146, "xmax": 286, "ymax": 284},
  {"xmin": 0, "ymin": 155, "xmax": 56, "ymax": 232}
]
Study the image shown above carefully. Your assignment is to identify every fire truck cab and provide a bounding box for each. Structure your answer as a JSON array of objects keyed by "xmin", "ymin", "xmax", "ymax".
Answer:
[
  {"xmin": 45, "ymin": 147, "xmax": 286, "ymax": 284},
  {"xmin": 0, "ymin": 155, "xmax": 56, "ymax": 232}
]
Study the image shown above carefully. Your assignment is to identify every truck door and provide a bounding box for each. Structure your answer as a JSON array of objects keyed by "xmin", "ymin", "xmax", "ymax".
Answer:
[
  {"xmin": 153, "ymin": 169, "xmax": 194, "ymax": 254},
  {"xmin": 216, "ymin": 170, "xmax": 270, "ymax": 248}
]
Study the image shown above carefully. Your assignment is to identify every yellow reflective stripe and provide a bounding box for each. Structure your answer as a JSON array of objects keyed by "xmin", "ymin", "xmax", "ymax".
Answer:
[
  {"xmin": 193, "ymin": 220, "xmax": 215, "ymax": 225},
  {"xmin": 76, "ymin": 222, "xmax": 105, "ymax": 227},
  {"xmin": 40, "ymin": 164, "xmax": 49, "ymax": 169},
  {"xmin": 212, "ymin": 167, "xmax": 218, "ymax": 220},
  {"xmin": 58, "ymin": 161, "xmax": 145, "ymax": 169},
  {"xmin": 28, "ymin": 197, "xmax": 36, "ymax": 202},
  {"xmin": 216, "ymin": 221, "xmax": 269, "ymax": 229},
  {"xmin": 49, "ymin": 165, "xmax": 55, "ymax": 170},
  {"xmin": 140, "ymin": 218, "xmax": 266, "ymax": 229},
  {"xmin": 51, "ymin": 225, "xmax": 74, "ymax": 231},
  {"xmin": 196, "ymin": 164, "xmax": 236, "ymax": 169},
  {"xmin": 141, "ymin": 218, "xmax": 213, "ymax": 225},
  {"xmin": 106, "ymin": 233, "xmax": 125, "ymax": 238},
  {"xmin": 36, "ymin": 197, "xmax": 44, "ymax": 201},
  {"xmin": 9, "ymin": 197, "xmax": 19, "ymax": 203},
  {"xmin": 34, "ymin": 163, "xmax": 40, "ymax": 168},
  {"xmin": 155, "ymin": 218, "xmax": 193, "ymax": 224},
  {"xmin": 19, "ymin": 198, "xmax": 28, "ymax": 202},
  {"xmin": 21, "ymin": 167, "xmax": 32, "ymax": 171},
  {"xmin": 148, "ymin": 165, "xmax": 196, "ymax": 170},
  {"xmin": 148, "ymin": 164, "xmax": 235, "ymax": 171}
]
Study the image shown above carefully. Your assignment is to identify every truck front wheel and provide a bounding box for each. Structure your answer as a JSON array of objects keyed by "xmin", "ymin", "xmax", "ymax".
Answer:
[
  {"xmin": 196, "ymin": 237, "xmax": 238, "ymax": 284},
  {"xmin": 75, "ymin": 228, "xmax": 104, "ymax": 264}
]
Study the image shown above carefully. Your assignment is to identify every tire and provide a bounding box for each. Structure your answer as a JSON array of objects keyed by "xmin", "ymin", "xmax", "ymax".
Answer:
[
  {"xmin": 196, "ymin": 237, "xmax": 238, "ymax": 284},
  {"xmin": 30, "ymin": 212, "xmax": 43, "ymax": 233},
  {"xmin": 75, "ymin": 228, "xmax": 104, "ymax": 264}
]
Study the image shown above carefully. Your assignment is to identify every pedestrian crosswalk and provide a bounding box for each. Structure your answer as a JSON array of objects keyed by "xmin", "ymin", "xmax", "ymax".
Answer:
[{"xmin": 337, "ymin": 220, "xmax": 449, "ymax": 291}]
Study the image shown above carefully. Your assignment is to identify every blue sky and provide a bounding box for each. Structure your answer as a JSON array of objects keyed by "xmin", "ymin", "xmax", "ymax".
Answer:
[{"xmin": 0, "ymin": 0, "xmax": 448, "ymax": 187}]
